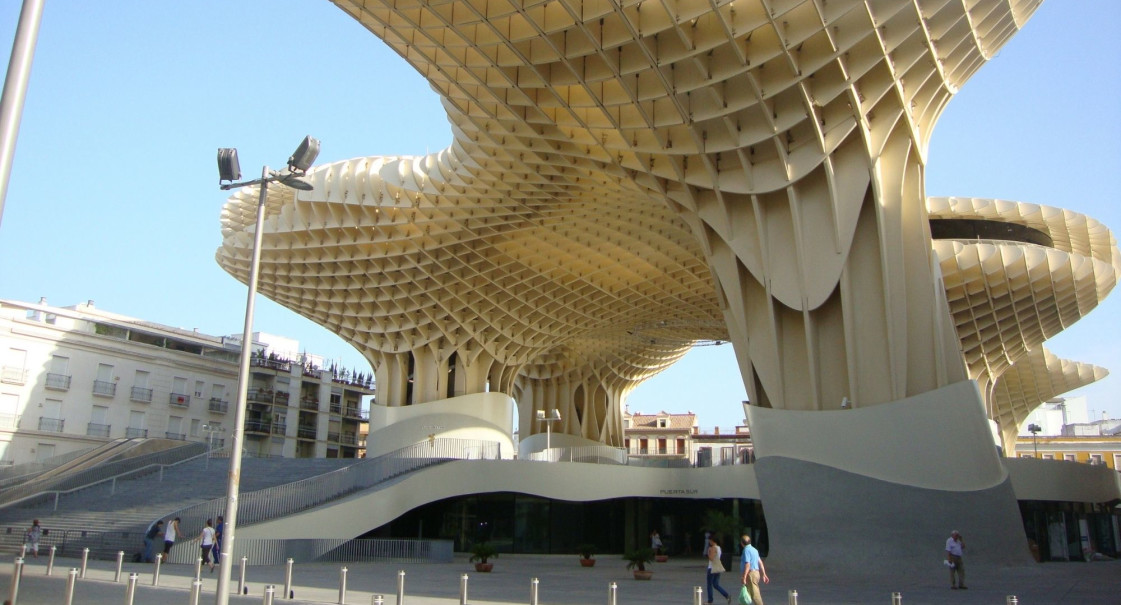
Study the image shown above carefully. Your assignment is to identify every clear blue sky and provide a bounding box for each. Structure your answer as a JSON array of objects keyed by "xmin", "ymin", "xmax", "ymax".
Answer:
[{"xmin": 2, "ymin": 1, "xmax": 1118, "ymax": 428}]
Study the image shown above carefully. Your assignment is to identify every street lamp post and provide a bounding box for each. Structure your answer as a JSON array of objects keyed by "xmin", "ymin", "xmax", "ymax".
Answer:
[
  {"xmin": 1028, "ymin": 423, "xmax": 1042, "ymax": 457},
  {"xmin": 535, "ymin": 409, "xmax": 561, "ymax": 455},
  {"xmin": 212, "ymin": 136, "xmax": 319, "ymax": 605}
]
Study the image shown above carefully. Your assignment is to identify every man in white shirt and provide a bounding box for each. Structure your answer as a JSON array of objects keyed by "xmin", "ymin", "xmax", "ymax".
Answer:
[{"xmin": 945, "ymin": 530, "xmax": 966, "ymax": 589}]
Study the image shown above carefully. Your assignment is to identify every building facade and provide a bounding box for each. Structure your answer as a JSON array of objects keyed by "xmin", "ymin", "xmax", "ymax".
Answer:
[
  {"xmin": 0, "ymin": 298, "xmax": 372, "ymax": 465},
  {"xmin": 623, "ymin": 410, "xmax": 754, "ymax": 467}
]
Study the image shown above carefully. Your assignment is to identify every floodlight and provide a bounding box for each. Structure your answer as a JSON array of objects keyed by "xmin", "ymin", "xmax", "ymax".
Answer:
[
  {"xmin": 287, "ymin": 136, "xmax": 320, "ymax": 173},
  {"xmin": 218, "ymin": 148, "xmax": 241, "ymax": 182}
]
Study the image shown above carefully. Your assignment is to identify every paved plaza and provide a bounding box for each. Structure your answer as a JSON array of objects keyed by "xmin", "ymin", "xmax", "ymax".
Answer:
[{"xmin": 1, "ymin": 553, "xmax": 1118, "ymax": 604}]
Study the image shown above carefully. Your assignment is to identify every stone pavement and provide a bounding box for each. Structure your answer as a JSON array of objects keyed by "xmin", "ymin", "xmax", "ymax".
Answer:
[{"xmin": 1, "ymin": 553, "xmax": 1118, "ymax": 604}]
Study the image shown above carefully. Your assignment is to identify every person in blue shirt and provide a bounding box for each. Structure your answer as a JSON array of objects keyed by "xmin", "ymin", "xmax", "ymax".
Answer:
[{"xmin": 740, "ymin": 534, "xmax": 769, "ymax": 605}]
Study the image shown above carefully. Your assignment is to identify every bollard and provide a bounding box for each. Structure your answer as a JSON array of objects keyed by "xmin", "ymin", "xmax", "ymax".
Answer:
[
  {"xmin": 189, "ymin": 579, "xmax": 203, "ymax": 605},
  {"xmin": 788, "ymin": 589, "xmax": 798, "ymax": 605},
  {"xmin": 47, "ymin": 545, "xmax": 57, "ymax": 575},
  {"xmin": 195, "ymin": 556, "xmax": 203, "ymax": 581},
  {"xmin": 693, "ymin": 585, "xmax": 703, "ymax": 605},
  {"xmin": 396, "ymin": 569, "xmax": 406, "ymax": 605},
  {"xmin": 372, "ymin": 596, "xmax": 385, "ymax": 605},
  {"xmin": 64, "ymin": 568, "xmax": 78, "ymax": 605},
  {"xmin": 891, "ymin": 592, "xmax": 902, "ymax": 605},
  {"xmin": 264, "ymin": 585, "xmax": 276, "ymax": 605},
  {"xmin": 19, "ymin": 544, "xmax": 26, "ymax": 558},
  {"xmin": 125, "ymin": 572, "xmax": 139, "ymax": 605},
  {"xmin": 284, "ymin": 558, "xmax": 294, "ymax": 600},
  {"xmin": 80, "ymin": 547, "xmax": 89, "ymax": 578},
  {"xmin": 1006, "ymin": 597, "xmax": 1019, "ymax": 605},
  {"xmin": 459, "ymin": 573, "xmax": 469, "ymax": 605},
  {"xmin": 153, "ymin": 554, "xmax": 162, "ymax": 586},
  {"xmin": 530, "ymin": 577, "xmax": 539, "ymax": 605},
  {"xmin": 608, "ymin": 581, "xmax": 617, "ymax": 605},
  {"xmin": 116, "ymin": 550, "xmax": 125, "ymax": 582},
  {"xmin": 239, "ymin": 556, "xmax": 248, "ymax": 595},
  {"xmin": 339, "ymin": 566, "xmax": 348, "ymax": 604},
  {"xmin": 9, "ymin": 557, "xmax": 23, "ymax": 605}
]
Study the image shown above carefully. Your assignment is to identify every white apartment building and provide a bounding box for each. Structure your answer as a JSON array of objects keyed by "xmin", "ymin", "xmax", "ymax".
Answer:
[{"xmin": 0, "ymin": 298, "xmax": 372, "ymax": 465}]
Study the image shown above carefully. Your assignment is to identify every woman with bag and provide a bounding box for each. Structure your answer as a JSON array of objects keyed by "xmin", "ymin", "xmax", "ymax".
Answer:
[{"xmin": 706, "ymin": 536, "xmax": 730, "ymax": 604}]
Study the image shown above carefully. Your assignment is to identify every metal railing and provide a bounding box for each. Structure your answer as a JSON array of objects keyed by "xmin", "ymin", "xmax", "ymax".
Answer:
[
  {"xmin": 44, "ymin": 373, "xmax": 71, "ymax": 390},
  {"xmin": 0, "ymin": 366, "xmax": 27, "ymax": 385},
  {"xmin": 0, "ymin": 414, "xmax": 18, "ymax": 429},
  {"xmin": 525, "ymin": 445, "xmax": 629, "ymax": 464},
  {"xmin": 130, "ymin": 386, "xmax": 152, "ymax": 403},
  {"xmin": 167, "ymin": 438, "xmax": 500, "ymax": 538},
  {"xmin": 37, "ymin": 417, "xmax": 64, "ymax": 432},
  {"xmin": 169, "ymin": 393, "xmax": 190, "ymax": 407},
  {"xmin": 0, "ymin": 447, "xmax": 93, "ymax": 485},
  {"xmin": 86, "ymin": 423, "xmax": 111, "ymax": 438},
  {"xmin": 92, "ymin": 380, "xmax": 116, "ymax": 397},
  {"xmin": 0, "ymin": 442, "xmax": 207, "ymax": 508},
  {"xmin": 165, "ymin": 432, "xmax": 187, "ymax": 440},
  {"xmin": 208, "ymin": 398, "xmax": 229, "ymax": 414},
  {"xmin": 297, "ymin": 426, "xmax": 317, "ymax": 439},
  {"xmin": 167, "ymin": 538, "xmax": 453, "ymax": 566},
  {"xmin": 125, "ymin": 428, "xmax": 148, "ymax": 438}
]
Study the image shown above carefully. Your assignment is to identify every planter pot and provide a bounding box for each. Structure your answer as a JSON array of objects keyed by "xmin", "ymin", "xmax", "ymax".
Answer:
[
  {"xmin": 579, "ymin": 558, "xmax": 596, "ymax": 567},
  {"xmin": 632, "ymin": 570, "xmax": 653, "ymax": 580},
  {"xmin": 474, "ymin": 563, "xmax": 493, "ymax": 573},
  {"xmin": 655, "ymin": 555, "xmax": 669, "ymax": 563}
]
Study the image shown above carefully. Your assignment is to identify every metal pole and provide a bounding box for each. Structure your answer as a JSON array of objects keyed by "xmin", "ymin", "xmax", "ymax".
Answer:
[
  {"xmin": 64, "ymin": 568, "xmax": 77, "ymax": 605},
  {"xmin": 891, "ymin": 592, "xmax": 902, "ymax": 605},
  {"xmin": 396, "ymin": 570, "xmax": 405, "ymax": 605},
  {"xmin": 284, "ymin": 558, "xmax": 294, "ymax": 599},
  {"xmin": 190, "ymin": 579, "xmax": 203, "ymax": 605},
  {"xmin": 153, "ymin": 554, "xmax": 162, "ymax": 586},
  {"xmin": 215, "ymin": 164, "xmax": 270, "ymax": 605},
  {"xmin": 9, "ymin": 557, "xmax": 23, "ymax": 605},
  {"xmin": 115, "ymin": 550, "xmax": 125, "ymax": 582},
  {"xmin": 264, "ymin": 585, "xmax": 275, "ymax": 605},
  {"xmin": 19, "ymin": 544, "xmax": 25, "ymax": 558},
  {"xmin": 530, "ymin": 577, "xmax": 539, "ymax": 605},
  {"xmin": 788, "ymin": 589, "xmax": 798, "ymax": 605},
  {"xmin": 692, "ymin": 585, "xmax": 702, "ymax": 605},
  {"xmin": 80, "ymin": 547, "xmax": 89, "ymax": 578},
  {"xmin": 608, "ymin": 581, "xmax": 617, "ymax": 605},
  {"xmin": 459, "ymin": 573, "xmax": 468, "ymax": 605},
  {"xmin": 338, "ymin": 566, "xmax": 348, "ymax": 604},
  {"xmin": 0, "ymin": 0, "xmax": 45, "ymax": 227},
  {"xmin": 195, "ymin": 556, "xmax": 203, "ymax": 581},
  {"xmin": 125, "ymin": 573, "xmax": 139, "ymax": 605},
  {"xmin": 238, "ymin": 556, "xmax": 248, "ymax": 595},
  {"xmin": 46, "ymin": 545, "xmax": 56, "ymax": 575}
]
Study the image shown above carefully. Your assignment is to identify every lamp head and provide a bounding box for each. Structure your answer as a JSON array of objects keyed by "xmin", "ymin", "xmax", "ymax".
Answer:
[
  {"xmin": 536, "ymin": 410, "xmax": 545, "ymax": 420},
  {"xmin": 217, "ymin": 148, "xmax": 241, "ymax": 182},
  {"xmin": 551, "ymin": 409, "xmax": 561, "ymax": 420},
  {"xmin": 287, "ymin": 135, "xmax": 320, "ymax": 173}
]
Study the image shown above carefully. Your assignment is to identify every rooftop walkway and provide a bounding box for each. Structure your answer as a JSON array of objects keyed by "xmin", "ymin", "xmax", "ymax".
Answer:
[{"xmin": 2, "ymin": 552, "xmax": 1117, "ymax": 604}]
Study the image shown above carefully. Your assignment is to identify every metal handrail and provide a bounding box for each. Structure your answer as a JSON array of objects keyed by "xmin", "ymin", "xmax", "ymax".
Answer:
[
  {"xmin": 0, "ymin": 442, "xmax": 208, "ymax": 508},
  {"xmin": 0, "ymin": 447, "xmax": 94, "ymax": 485},
  {"xmin": 525, "ymin": 445, "xmax": 629, "ymax": 464},
  {"xmin": 166, "ymin": 438, "xmax": 500, "ymax": 536}
]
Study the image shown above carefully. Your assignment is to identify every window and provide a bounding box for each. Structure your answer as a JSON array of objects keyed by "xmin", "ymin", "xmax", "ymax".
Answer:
[
  {"xmin": 35, "ymin": 443, "xmax": 55, "ymax": 462},
  {"xmin": 1114, "ymin": 454, "xmax": 1121, "ymax": 470},
  {"xmin": 134, "ymin": 370, "xmax": 149, "ymax": 388},
  {"xmin": 2, "ymin": 348, "xmax": 28, "ymax": 385},
  {"xmin": 90, "ymin": 406, "xmax": 109, "ymax": 425},
  {"xmin": 1020, "ymin": 454, "xmax": 1033, "ymax": 458},
  {"xmin": 1089, "ymin": 454, "xmax": 1103, "ymax": 466},
  {"xmin": 1063, "ymin": 454, "xmax": 1076, "ymax": 462},
  {"xmin": 96, "ymin": 364, "xmax": 114, "ymax": 382},
  {"xmin": 1042, "ymin": 454, "xmax": 1055, "ymax": 460},
  {"xmin": 0, "ymin": 393, "xmax": 19, "ymax": 428},
  {"xmin": 194, "ymin": 380, "xmax": 205, "ymax": 398},
  {"xmin": 657, "ymin": 418, "xmax": 667, "ymax": 428},
  {"xmin": 190, "ymin": 419, "xmax": 201, "ymax": 437},
  {"xmin": 172, "ymin": 377, "xmax": 187, "ymax": 394}
]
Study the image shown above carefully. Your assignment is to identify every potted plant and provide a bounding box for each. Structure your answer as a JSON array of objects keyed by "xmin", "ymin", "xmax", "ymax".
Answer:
[
  {"xmin": 469, "ymin": 542, "xmax": 498, "ymax": 572},
  {"xmin": 577, "ymin": 543, "xmax": 597, "ymax": 567},
  {"xmin": 624, "ymin": 547, "xmax": 655, "ymax": 580}
]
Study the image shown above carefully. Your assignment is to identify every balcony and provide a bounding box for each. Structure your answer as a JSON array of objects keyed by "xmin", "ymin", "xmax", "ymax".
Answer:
[
  {"xmin": 327, "ymin": 431, "xmax": 340, "ymax": 443},
  {"xmin": 38, "ymin": 417, "xmax": 64, "ymax": 432},
  {"xmin": 1, "ymin": 366, "xmax": 28, "ymax": 385},
  {"xmin": 169, "ymin": 393, "xmax": 190, "ymax": 408},
  {"xmin": 208, "ymin": 398, "xmax": 229, "ymax": 414},
  {"xmin": 342, "ymin": 407, "xmax": 367, "ymax": 420},
  {"xmin": 339, "ymin": 433, "xmax": 357, "ymax": 445},
  {"xmin": 125, "ymin": 427, "xmax": 148, "ymax": 439},
  {"xmin": 299, "ymin": 397, "xmax": 319, "ymax": 411},
  {"xmin": 247, "ymin": 388, "xmax": 275, "ymax": 404},
  {"xmin": 45, "ymin": 373, "xmax": 71, "ymax": 391},
  {"xmin": 130, "ymin": 386, "xmax": 153, "ymax": 403},
  {"xmin": 272, "ymin": 422, "xmax": 287, "ymax": 435},
  {"xmin": 0, "ymin": 414, "xmax": 19, "ymax": 429},
  {"xmin": 86, "ymin": 423, "xmax": 111, "ymax": 438},
  {"xmin": 92, "ymin": 380, "xmax": 117, "ymax": 397},
  {"xmin": 164, "ymin": 432, "xmax": 186, "ymax": 440},
  {"xmin": 329, "ymin": 402, "xmax": 342, "ymax": 415},
  {"xmin": 297, "ymin": 425, "xmax": 317, "ymax": 440},
  {"xmin": 245, "ymin": 419, "xmax": 271, "ymax": 434},
  {"xmin": 250, "ymin": 357, "xmax": 291, "ymax": 372}
]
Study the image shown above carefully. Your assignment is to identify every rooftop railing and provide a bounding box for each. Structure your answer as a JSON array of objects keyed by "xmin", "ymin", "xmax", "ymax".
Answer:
[{"xmin": 524, "ymin": 445, "xmax": 628, "ymax": 464}]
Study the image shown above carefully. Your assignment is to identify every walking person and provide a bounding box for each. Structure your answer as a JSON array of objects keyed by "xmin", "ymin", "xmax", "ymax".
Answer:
[
  {"xmin": 740, "ymin": 534, "xmax": 769, "ymax": 605},
  {"xmin": 946, "ymin": 530, "xmax": 966, "ymax": 589},
  {"xmin": 143, "ymin": 520, "xmax": 163, "ymax": 563},
  {"xmin": 706, "ymin": 536, "xmax": 730, "ymax": 604},
  {"xmin": 650, "ymin": 529, "xmax": 663, "ymax": 556},
  {"xmin": 162, "ymin": 517, "xmax": 180, "ymax": 562},
  {"xmin": 213, "ymin": 515, "xmax": 224, "ymax": 564},
  {"xmin": 24, "ymin": 519, "xmax": 42, "ymax": 558},
  {"xmin": 199, "ymin": 519, "xmax": 217, "ymax": 572}
]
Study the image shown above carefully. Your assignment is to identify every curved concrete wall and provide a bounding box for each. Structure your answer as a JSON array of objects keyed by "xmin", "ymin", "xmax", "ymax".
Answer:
[
  {"xmin": 366, "ymin": 393, "xmax": 516, "ymax": 459},
  {"xmin": 1005, "ymin": 457, "xmax": 1121, "ymax": 503},
  {"xmin": 241, "ymin": 461, "xmax": 759, "ymax": 540}
]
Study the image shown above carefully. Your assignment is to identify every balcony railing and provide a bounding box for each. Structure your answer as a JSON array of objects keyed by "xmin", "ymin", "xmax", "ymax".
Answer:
[
  {"xmin": 38, "ymin": 417, "xmax": 64, "ymax": 432},
  {"xmin": 125, "ymin": 427, "xmax": 148, "ymax": 439},
  {"xmin": 329, "ymin": 403, "xmax": 342, "ymax": 414},
  {"xmin": 342, "ymin": 407, "xmax": 367, "ymax": 420},
  {"xmin": 1, "ymin": 366, "xmax": 28, "ymax": 385},
  {"xmin": 327, "ymin": 431, "xmax": 341, "ymax": 443},
  {"xmin": 244, "ymin": 420, "xmax": 284, "ymax": 435},
  {"xmin": 45, "ymin": 373, "xmax": 71, "ymax": 391},
  {"xmin": 248, "ymin": 388, "xmax": 275, "ymax": 404},
  {"xmin": 339, "ymin": 433, "xmax": 358, "ymax": 445},
  {"xmin": 208, "ymin": 399, "xmax": 229, "ymax": 414},
  {"xmin": 297, "ymin": 426, "xmax": 317, "ymax": 440},
  {"xmin": 130, "ymin": 386, "xmax": 153, "ymax": 403},
  {"xmin": 86, "ymin": 423, "xmax": 111, "ymax": 438},
  {"xmin": 165, "ymin": 432, "xmax": 187, "ymax": 440},
  {"xmin": 273, "ymin": 423, "xmax": 287, "ymax": 435},
  {"xmin": 250, "ymin": 357, "xmax": 291, "ymax": 372},
  {"xmin": 169, "ymin": 393, "xmax": 190, "ymax": 408},
  {"xmin": 92, "ymin": 380, "xmax": 116, "ymax": 397},
  {"xmin": 0, "ymin": 414, "xmax": 19, "ymax": 429},
  {"xmin": 299, "ymin": 397, "xmax": 319, "ymax": 411}
]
